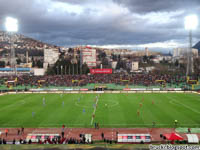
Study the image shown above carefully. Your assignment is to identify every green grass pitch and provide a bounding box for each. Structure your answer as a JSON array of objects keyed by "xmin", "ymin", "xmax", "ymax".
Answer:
[{"xmin": 0, "ymin": 93, "xmax": 199, "ymax": 128}]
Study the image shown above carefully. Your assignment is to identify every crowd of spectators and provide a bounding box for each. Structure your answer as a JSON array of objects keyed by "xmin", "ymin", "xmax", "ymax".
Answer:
[{"xmin": 1, "ymin": 73, "xmax": 194, "ymax": 88}]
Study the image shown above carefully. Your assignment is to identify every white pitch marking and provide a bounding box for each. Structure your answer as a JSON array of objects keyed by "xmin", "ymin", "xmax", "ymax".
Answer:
[
  {"xmin": 0, "ymin": 123, "xmax": 200, "ymax": 128},
  {"xmin": 166, "ymin": 95, "xmax": 200, "ymax": 114},
  {"xmin": 0, "ymin": 99, "xmax": 26, "ymax": 112},
  {"xmin": 75, "ymin": 102, "xmax": 92, "ymax": 108},
  {"xmin": 90, "ymin": 96, "xmax": 99, "ymax": 125}
]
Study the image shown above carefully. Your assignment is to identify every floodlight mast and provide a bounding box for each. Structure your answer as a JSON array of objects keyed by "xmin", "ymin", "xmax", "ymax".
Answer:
[
  {"xmin": 5, "ymin": 17, "xmax": 18, "ymax": 75},
  {"xmin": 184, "ymin": 15, "xmax": 198, "ymax": 76}
]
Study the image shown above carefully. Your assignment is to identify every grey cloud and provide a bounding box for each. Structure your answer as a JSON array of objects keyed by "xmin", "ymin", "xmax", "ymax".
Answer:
[
  {"xmin": 52, "ymin": 0, "xmax": 92, "ymax": 4},
  {"xmin": 0, "ymin": 0, "xmax": 199, "ymax": 51},
  {"xmin": 113, "ymin": 0, "xmax": 200, "ymax": 13}
]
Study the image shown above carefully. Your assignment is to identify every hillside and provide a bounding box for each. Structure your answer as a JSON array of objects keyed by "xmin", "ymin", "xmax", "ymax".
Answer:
[
  {"xmin": 0, "ymin": 31, "xmax": 59, "ymax": 57},
  {"xmin": 193, "ymin": 41, "xmax": 200, "ymax": 53}
]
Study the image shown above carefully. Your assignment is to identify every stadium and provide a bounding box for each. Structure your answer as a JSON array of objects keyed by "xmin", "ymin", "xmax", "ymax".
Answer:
[
  {"xmin": 0, "ymin": 0, "xmax": 200, "ymax": 149},
  {"xmin": 0, "ymin": 72, "xmax": 200, "ymax": 149}
]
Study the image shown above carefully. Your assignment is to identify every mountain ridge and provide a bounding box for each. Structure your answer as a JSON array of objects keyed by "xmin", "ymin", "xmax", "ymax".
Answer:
[{"xmin": 193, "ymin": 41, "xmax": 200, "ymax": 53}]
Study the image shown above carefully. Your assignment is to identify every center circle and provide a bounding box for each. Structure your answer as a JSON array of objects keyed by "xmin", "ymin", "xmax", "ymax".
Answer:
[
  {"xmin": 75, "ymin": 99, "xmax": 119, "ymax": 108},
  {"xmin": 99, "ymin": 99, "xmax": 119, "ymax": 108}
]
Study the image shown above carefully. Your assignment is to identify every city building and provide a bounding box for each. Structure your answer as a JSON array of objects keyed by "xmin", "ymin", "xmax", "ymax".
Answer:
[
  {"xmin": 43, "ymin": 48, "xmax": 60, "ymax": 70},
  {"xmin": 145, "ymin": 47, "xmax": 149, "ymax": 56},
  {"xmin": 111, "ymin": 61, "xmax": 117, "ymax": 69},
  {"xmin": 80, "ymin": 46, "xmax": 96, "ymax": 68},
  {"xmin": 173, "ymin": 48, "xmax": 198, "ymax": 58},
  {"xmin": 131, "ymin": 62, "xmax": 139, "ymax": 71}
]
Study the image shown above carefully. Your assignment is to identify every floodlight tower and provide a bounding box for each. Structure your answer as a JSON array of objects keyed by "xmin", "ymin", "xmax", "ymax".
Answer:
[
  {"xmin": 5, "ymin": 17, "xmax": 18, "ymax": 74},
  {"xmin": 184, "ymin": 15, "xmax": 198, "ymax": 76}
]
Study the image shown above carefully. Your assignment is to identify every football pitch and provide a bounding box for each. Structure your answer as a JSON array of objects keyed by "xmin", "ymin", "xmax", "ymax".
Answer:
[{"xmin": 0, "ymin": 93, "xmax": 200, "ymax": 128}]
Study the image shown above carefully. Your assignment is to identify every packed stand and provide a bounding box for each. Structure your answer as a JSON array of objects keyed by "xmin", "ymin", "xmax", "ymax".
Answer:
[{"xmin": 0, "ymin": 73, "xmax": 192, "ymax": 88}]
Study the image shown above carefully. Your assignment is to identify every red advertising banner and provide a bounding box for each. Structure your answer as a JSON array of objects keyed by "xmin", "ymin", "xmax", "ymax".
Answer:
[
  {"xmin": 123, "ymin": 88, "xmax": 131, "ymax": 91},
  {"xmin": 80, "ymin": 89, "xmax": 88, "ymax": 91},
  {"xmin": 90, "ymin": 69, "xmax": 112, "ymax": 74}
]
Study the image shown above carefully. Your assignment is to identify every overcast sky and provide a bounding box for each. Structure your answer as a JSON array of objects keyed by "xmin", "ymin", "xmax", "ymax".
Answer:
[{"xmin": 0, "ymin": 0, "xmax": 200, "ymax": 52}]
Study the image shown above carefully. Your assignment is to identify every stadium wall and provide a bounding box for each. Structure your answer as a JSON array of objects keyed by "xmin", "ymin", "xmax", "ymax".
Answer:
[{"xmin": 1, "ymin": 90, "xmax": 199, "ymax": 95}]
